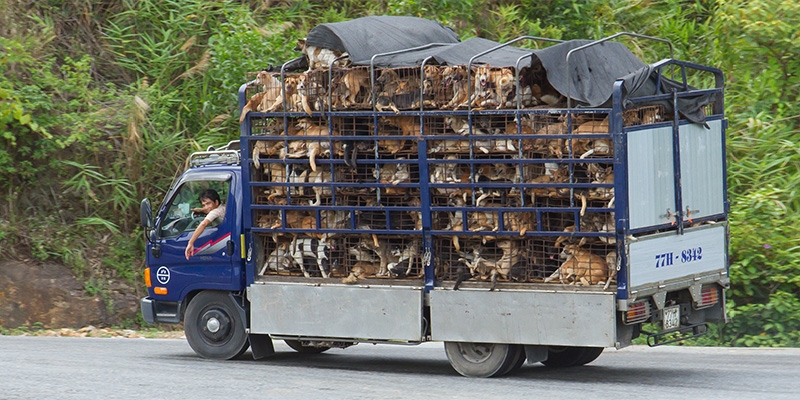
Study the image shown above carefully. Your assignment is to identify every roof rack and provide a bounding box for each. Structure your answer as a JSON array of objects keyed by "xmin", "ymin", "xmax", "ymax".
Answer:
[{"xmin": 189, "ymin": 140, "xmax": 241, "ymax": 167}]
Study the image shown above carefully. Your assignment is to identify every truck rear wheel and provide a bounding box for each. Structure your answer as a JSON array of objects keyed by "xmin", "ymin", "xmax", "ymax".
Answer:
[
  {"xmin": 444, "ymin": 342, "xmax": 523, "ymax": 378},
  {"xmin": 284, "ymin": 340, "xmax": 331, "ymax": 354},
  {"xmin": 540, "ymin": 346, "xmax": 603, "ymax": 367},
  {"xmin": 184, "ymin": 291, "xmax": 249, "ymax": 360}
]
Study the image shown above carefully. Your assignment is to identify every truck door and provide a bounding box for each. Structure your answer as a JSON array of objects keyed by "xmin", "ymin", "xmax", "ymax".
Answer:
[{"xmin": 149, "ymin": 177, "xmax": 235, "ymax": 299}]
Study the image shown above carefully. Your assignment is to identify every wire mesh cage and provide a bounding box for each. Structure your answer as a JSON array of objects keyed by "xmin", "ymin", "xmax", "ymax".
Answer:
[
  {"xmin": 434, "ymin": 235, "xmax": 616, "ymax": 288},
  {"xmin": 373, "ymin": 67, "xmax": 424, "ymax": 112},
  {"xmin": 329, "ymin": 66, "xmax": 371, "ymax": 111}
]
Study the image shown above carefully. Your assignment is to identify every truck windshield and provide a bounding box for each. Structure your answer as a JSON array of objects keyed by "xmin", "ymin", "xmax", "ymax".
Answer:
[{"xmin": 159, "ymin": 180, "xmax": 229, "ymax": 239}]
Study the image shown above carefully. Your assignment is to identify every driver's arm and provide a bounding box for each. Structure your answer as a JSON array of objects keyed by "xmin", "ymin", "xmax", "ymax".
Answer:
[{"xmin": 185, "ymin": 219, "xmax": 211, "ymax": 260}]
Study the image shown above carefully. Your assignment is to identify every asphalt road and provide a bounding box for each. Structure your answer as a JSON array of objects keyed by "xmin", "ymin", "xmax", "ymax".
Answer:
[{"xmin": 1, "ymin": 336, "xmax": 799, "ymax": 399}]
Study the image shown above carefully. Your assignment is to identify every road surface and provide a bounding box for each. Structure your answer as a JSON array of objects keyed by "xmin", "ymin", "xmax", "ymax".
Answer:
[{"xmin": 1, "ymin": 336, "xmax": 798, "ymax": 399}]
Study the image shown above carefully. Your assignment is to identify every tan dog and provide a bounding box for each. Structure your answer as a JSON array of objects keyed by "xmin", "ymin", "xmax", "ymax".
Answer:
[
  {"xmin": 469, "ymin": 65, "xmax": 514, "ymax": 109},
  {"xmin": 545, "ymin": 243, "xmax": 609, "ymax": 286},
  {"xmin": 294, "ymin": 118, "xmax": 332, "ymax": 171},
  {"xmin": 338, "ymin": 68, "xmax": 369, "ymax": 108},
  {"xmin": 378, "ymin": 116, "xmax": 419, "ymax": 154},
  {"xmin": 239, "ymin": 71, "xmax": 282, "ymax": 123},
  {"xmin": 573, "ymin": 117, "xmax": 611, "ymax": 158}
]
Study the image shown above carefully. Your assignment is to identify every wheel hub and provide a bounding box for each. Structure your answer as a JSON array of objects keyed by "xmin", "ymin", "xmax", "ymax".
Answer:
[
  {"xmin": 457, "ymin": 343, "xmax": 494, "ymax": 363},
  {"xmin": 206, "ymin": 317, "xmax": 221, "ymax": 333},
  {"xmin": 200, "ymin": 309, "xmax": 231, "ymax": 342}
]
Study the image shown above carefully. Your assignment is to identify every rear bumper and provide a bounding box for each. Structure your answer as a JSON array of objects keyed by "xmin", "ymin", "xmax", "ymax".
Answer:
[{"xmin": 140, "ymin": 297, "xmax": 181, "ymax": 324}]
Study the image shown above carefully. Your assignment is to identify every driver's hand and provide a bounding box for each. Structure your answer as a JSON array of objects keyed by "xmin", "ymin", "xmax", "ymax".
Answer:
[{"xmin": 185, "ymin": 243, "xmax": 194, "ymax": 260}]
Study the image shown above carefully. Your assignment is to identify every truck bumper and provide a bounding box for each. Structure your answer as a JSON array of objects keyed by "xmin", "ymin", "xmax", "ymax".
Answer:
[{"xmin": 140, "ymin": 297, "xmax": 181, "ymax": 324}]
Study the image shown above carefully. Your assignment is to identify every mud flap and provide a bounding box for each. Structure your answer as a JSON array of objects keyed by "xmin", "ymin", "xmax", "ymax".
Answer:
[{"xmin": 249, "ymin": 334, "xmax": 275, "ymax": 359}]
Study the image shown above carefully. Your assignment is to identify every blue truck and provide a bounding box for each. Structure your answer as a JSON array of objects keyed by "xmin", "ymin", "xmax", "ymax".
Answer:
[{"xmin": 140, "ymin": 18, "xmax": 728, "ymax": 377}]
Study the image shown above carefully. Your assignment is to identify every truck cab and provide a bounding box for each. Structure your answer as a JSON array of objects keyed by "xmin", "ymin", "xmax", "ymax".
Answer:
[{"xmin": 140, "ymin": 143, "xmax": 245, "ymax": 326}]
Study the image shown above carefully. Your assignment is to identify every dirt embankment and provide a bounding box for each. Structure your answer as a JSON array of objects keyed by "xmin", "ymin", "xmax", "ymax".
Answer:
[{"xmin": 0, "ymin": 259, "xmax": 140, "ymax": 329}]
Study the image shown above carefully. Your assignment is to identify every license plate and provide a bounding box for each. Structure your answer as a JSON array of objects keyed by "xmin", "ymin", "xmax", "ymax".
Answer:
[{"xmin": 663, "ymin": 305, "xmax": 680, "ymax": 330}]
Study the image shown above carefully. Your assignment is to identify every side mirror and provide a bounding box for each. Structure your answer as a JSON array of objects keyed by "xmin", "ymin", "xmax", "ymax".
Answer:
[{"xmin": 140, "ymin": 198, "xmax": 153, "ymax": 228}]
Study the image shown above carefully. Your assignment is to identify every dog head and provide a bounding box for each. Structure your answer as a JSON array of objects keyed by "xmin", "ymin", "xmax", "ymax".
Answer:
[
  {"xmin": 476, "ymin": 65, "xmax": 492, "ymax": 87},
  {"xmin": 295, "ymin": 118, "xmax": 315, "ymax": 131},
  {"xmin": 442, "ymin": 66, "xmax": 465, "ymax": 86},
  {"xmin": 294, "ymin": 38, "xmax": 307, "ymax": 52}
]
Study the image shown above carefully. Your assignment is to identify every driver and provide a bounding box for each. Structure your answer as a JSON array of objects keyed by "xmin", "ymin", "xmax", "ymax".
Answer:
[{"xmin": 185, "ymin": 189, "xmax": 225, "ymax": 260}]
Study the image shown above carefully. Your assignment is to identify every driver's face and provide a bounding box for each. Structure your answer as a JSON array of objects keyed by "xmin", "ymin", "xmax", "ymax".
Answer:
[{"xmin": 200, "ymin": 198, "xmax": 219, "ymax": 214}]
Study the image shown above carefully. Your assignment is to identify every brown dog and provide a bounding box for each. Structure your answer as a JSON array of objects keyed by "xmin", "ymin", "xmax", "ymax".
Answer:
[
  {"xmin": 337, "ymin": 67, "xmax": 369, "ymax": 108},
  {"xmin": 442, "ymin": 66, "xmax": 470, "ymax": 109},
  {"xmin": 378, "ymin": 116, "xmax": 419, "ymax": 154},
  {"xmin": 545, "ymin": 243, "xmax": 609, "ymax": 286}
]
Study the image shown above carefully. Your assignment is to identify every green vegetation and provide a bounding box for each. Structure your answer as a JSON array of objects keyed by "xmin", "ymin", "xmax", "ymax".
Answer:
[{"xmin": 1, "ymin": 0, "xmax": 798, "ymax": 345}]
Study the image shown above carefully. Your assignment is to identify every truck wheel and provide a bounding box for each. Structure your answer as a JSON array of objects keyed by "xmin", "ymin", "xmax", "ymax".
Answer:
[
  {"xmin": 540, "ymin": 346, "xmax": 604, "ymax": 367},
  {"xmin": 184, "ymin": 291, "xmax": 249, "ymax": 360},
  {"xmin": 284, "ymin": 340, "xmax": 330, "ymax": 354},
  {"xmin": 444, "ymin": 342, "xmax": 521, "ymax": 378}
]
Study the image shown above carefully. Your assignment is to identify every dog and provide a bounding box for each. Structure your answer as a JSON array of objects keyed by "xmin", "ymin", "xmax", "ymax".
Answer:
[
  {"xmin": 307, "ymin": 167, "xmax": 332, "ymax": 206},
  {"xmin": 442, "ymin": 66, "xmax": 470, "ymax": 109},
  {"xmin": 444, "ymin": 116, "xmax": 493, "ymax": 154},
  {"xmin": 374, "ymin": 162, "xmax": 410, "ymax": 195},
  {"xmin": 528, "ymin": 62, "xmax": 564, "ymax": 106},
  {"xmin": 422, "ymin": 65, "xmax": 443, "ymax": 105},
  {"xmin": 260, "ymin": 241, "xmax": 294, "ymax": 275},
  {"xmin": 289, "ymin": 236, "xmax": 335, "ymax": 278},
  {"xmin": 468, "ymin": 65, "xmax": 514, "ymax": 109},
  {"xmin": 337, "ymin": 67, "xmax": 370, "ymax": 108},
  {"xmin": 407, "ymin": 197, "xmax": 423, "ymax": 230},
  {"xmin": 477, "ymin": 164, "xmax": 519, "ymax": 183},
  {"xmin": 573, "ymin": 117, "xmax": 611, "ymax": 158},
  {"xmin": 446, "ymin": 197, "xmax": 467, "ymax": 252},
  {"xmin": 287, "ymin": 165, "xmax": 308, "ymax": 197},
  {"xmin": 265, "ymin": 163, "xmax": 287, "ymax": 202},
  {"xmin": 387, "ymin": 241, "xmax": 421, "ymax": 277},
  {"xmin": 295, "ymin": 38, "xmax": 348, "ymax": 71},
  {"xmin": 431, "ymin": 157, "xmax": 465, "ymax": 197},
  {"xmin": 527, "ymin": 164, "xmax": 570, "ymax": 203},
  {"xmin": 251, "ymin": 140, "xmax": 283, "ymax": 170},
  {"xmin": 378, "ymin": 116, "xmax": 419, "ymax": 154},
  {"xmin": 294, "ymin": 118, "xmax": 332, "ymax": 171},
  {"xmin": 239, "ymin": 71, "xmax": 283, "ymax": 123},
  {"xmin": 588, "ymin": 166, "xmax": 614, "ymax": 200},
  {"xmin": 545, "ymin": 243, "xmax": 608, "ymax": 286},
  {"xmin": 262, "ymin": 75, "xmax": 312, "ymax": 115}
]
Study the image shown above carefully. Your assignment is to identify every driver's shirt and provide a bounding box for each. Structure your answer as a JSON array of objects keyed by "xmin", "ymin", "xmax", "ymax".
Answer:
[{"xmin": 204, "ymin": 204, "xmax": 226, "ymax": 224}]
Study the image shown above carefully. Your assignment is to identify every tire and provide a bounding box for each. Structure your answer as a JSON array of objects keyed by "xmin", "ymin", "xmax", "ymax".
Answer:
[
  {"xmin": 284, "ymin": 340, "xmax": 331, "ymax": 354},
  {"xmin": 496, "ymin": 344, "xmax": 526, "ymax": 376},
  {"xmin": 444, "ymin": 342, "xmax": 520, "ymax": 378},
  {"xmin": 184, "ymin": 291, "xmax": 250, "ymax": 360},
  {"xmin": 541, "ymin": 346, "xmax": 604, "ymax": 368}
]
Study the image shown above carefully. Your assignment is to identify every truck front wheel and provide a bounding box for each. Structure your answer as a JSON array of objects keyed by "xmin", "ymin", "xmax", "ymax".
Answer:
[
  {"xmin": 184, "ymin": 291, "xmax": 249, "ymax": 360},
  {"xmin": 444, "ymin": 342, "xmax": 523, "ymax": 378},
  {"xmin": 540, "ymin": 346, "xmax": 603, "ymax": 367}
]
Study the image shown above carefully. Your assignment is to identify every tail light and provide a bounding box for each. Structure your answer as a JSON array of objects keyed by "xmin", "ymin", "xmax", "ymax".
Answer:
[
  {"xmin": 695, "ymin": 286, "xmax": 719, "ymax": 309},
  {"xmin": 624, "ymin": 301, "xmax": 651, "ymax": 324}
]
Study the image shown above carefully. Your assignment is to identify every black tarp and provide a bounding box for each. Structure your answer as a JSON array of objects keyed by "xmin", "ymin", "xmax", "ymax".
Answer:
[
  {"xmin": 302, "ymin": 16, "xmax": 715, "ymax": 123},
  {"xmin": 306, "ymin": 16, "xmax": 459, "ymax": 65}
]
